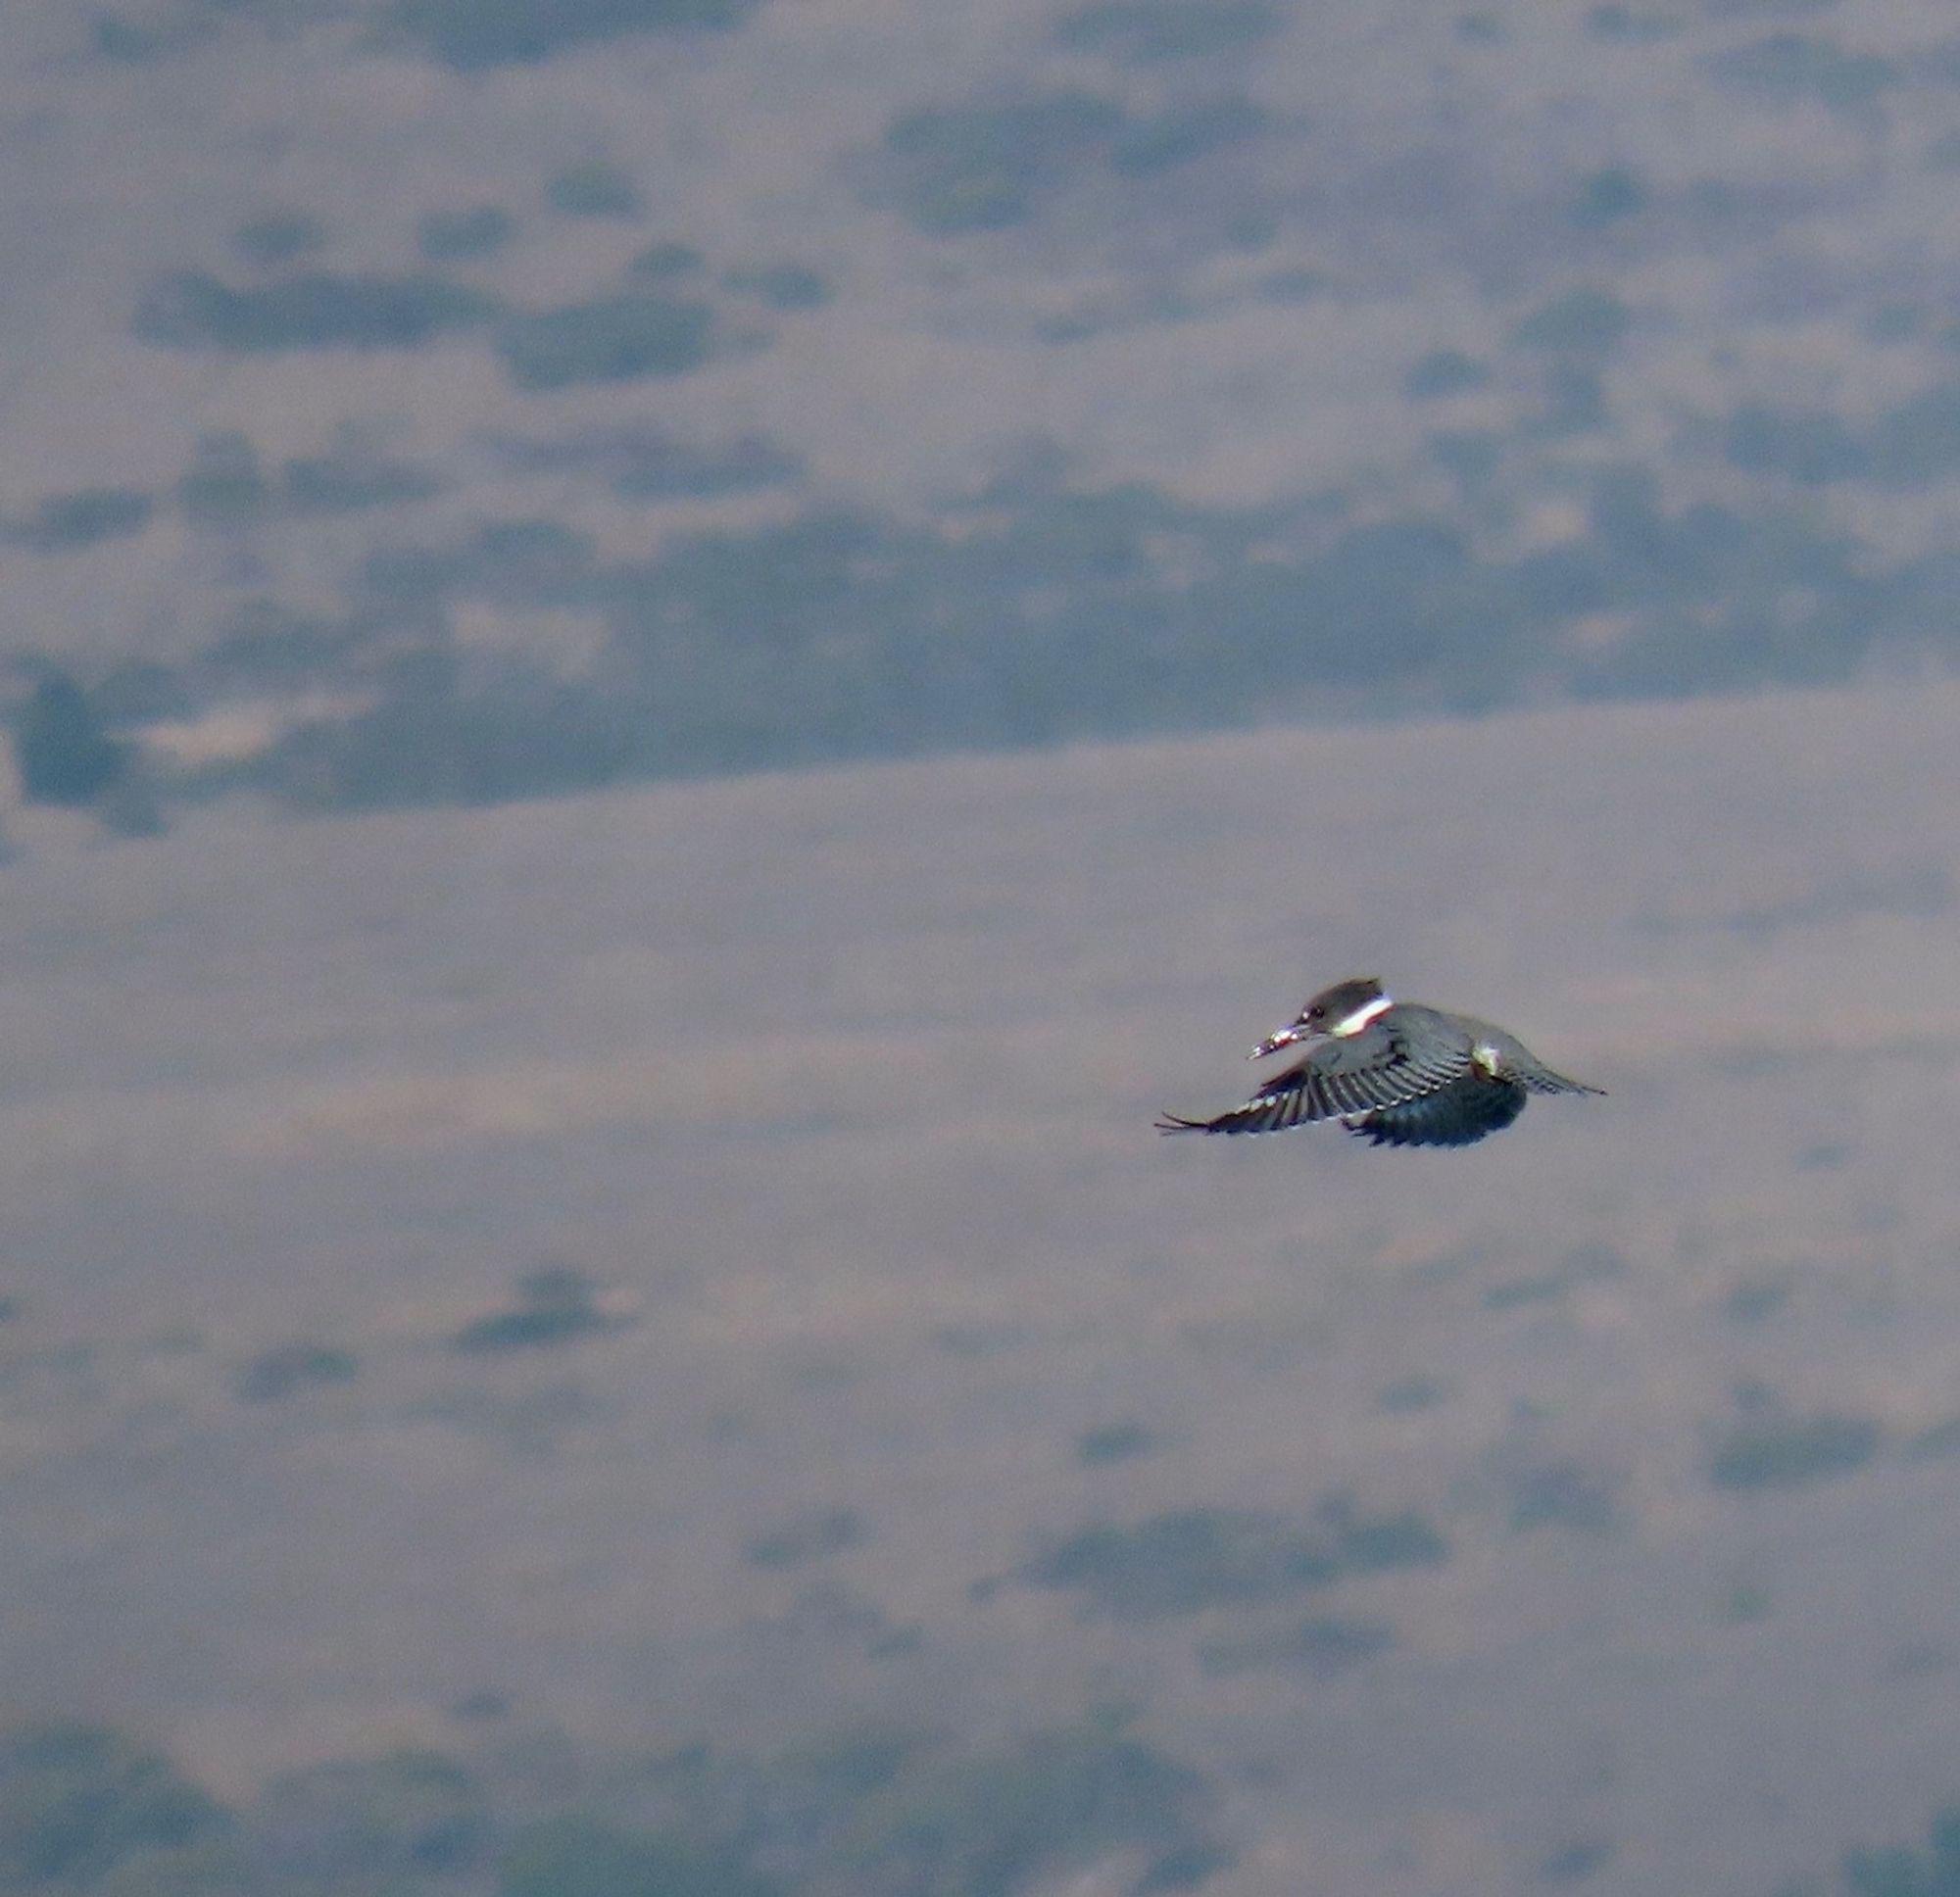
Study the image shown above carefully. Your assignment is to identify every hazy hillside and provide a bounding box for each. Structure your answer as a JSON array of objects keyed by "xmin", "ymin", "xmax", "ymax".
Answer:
[
  {"xmin": 9, "ymin": 1, "xmax": 1960, "ymax": 1893},
  {"xmin": 8, "ymin": 0, "xmax": 1960, "ymax": 821}
]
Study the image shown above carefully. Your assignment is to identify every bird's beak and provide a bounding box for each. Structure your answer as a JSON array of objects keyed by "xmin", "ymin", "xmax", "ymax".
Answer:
[{"xmin": 1249, "ymin": 1024, "xmax": 1304, "ymax": 1059}]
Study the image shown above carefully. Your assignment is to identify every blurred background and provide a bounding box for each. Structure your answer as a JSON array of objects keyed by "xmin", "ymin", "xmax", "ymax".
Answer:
[{"xmin": 5, "ymin": 1, "xmax": 1960, "ymax": 1892}]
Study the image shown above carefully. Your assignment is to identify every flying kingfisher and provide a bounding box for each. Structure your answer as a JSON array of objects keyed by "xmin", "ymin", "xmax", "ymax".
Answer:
[{"xmin": 1157, "ymin": 977, "xmax": 1603, "ymax": 1147}]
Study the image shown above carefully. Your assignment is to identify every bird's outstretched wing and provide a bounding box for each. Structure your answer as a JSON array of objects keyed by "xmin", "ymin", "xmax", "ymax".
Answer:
[
  {"xmin": 1345, "ymin": 1074, "xmax": 1527, "ymax": 1147},
  {"xmin": 1156, "ymin": 1021, "xmax": 1472, "ymax": 1137}
]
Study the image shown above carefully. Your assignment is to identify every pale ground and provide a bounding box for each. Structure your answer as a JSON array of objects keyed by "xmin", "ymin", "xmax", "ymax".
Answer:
[{"xmin": 2, "ymin": 678, "xmax": 1960, "ymax": 1891}]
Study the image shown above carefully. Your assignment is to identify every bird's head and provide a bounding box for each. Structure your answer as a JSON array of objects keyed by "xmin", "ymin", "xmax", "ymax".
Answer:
[{"xmin": 1250, "ymin": 977, "xmax": 1391, "ymax": 1058}]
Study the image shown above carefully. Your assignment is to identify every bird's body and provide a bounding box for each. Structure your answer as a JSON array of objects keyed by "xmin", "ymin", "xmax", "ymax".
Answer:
[{"xmin": 1157, "ymin": 978, "xmax": 1602, "ymax": 1148}]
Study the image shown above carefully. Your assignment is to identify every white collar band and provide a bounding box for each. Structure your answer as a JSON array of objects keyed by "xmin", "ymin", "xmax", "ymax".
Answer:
[{"xmin": 1330, "ymin": 993, "xmax": 1393, "ymax": 1037}]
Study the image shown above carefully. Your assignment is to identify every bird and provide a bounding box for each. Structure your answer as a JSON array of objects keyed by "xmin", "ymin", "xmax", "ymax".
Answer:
[{"xmin": 1156, "ymin": 976, "xmax": 1603, "ymax": 1148}]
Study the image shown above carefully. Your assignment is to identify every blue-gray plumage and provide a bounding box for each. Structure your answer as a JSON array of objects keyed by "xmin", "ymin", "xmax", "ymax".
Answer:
[{"xmin": 1157, "ymin": 977, "xmax": 1602, "ymax": 1148}]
